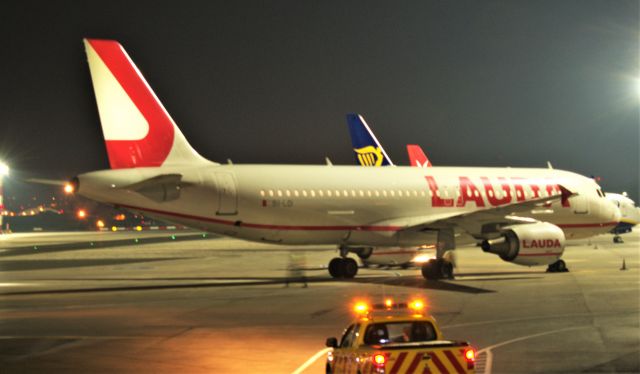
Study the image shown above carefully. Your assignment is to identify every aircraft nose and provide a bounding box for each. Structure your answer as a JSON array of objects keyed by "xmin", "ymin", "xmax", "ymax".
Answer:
[{"xmin": 611, "ymin": 202, "xmax": 621, "ymax": 224}]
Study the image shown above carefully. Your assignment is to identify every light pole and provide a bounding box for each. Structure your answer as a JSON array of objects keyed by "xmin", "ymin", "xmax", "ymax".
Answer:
[{"xmin": 0, "ymin": 162, "xmax": 8, "ymax": 233}]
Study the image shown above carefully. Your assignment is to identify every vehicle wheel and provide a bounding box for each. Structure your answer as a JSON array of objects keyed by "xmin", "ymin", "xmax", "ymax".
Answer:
[
  {"xmin": 421, "ymin": 259, "xmax": 439, "ymax": 280},
  {"xmin": 343, "ymin": 258, "xmax": 358, "ymax": 278},
  {"xmin": 325, "ymin": 362, "xmax": 333, "ymax": 374},
  {"xmin": 328, "ymin": 258, "xmax": 344, "ymax": 278},
  {"xmin": 613, "ymin": 236, "xmax": 623, "ymax": 244}
]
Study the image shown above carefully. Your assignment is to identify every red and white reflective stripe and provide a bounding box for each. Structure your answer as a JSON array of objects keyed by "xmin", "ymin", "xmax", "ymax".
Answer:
[
  {"xmin": 427, "ymin": 351, "xmax": 450, "ymax": 374},
  {"xmin": 389, "ymin": 352, "xmax": 408, "ymax": 374},
  {"xmin": 443, "ymin": 350, "xmax": 466, "ymax": 374}
]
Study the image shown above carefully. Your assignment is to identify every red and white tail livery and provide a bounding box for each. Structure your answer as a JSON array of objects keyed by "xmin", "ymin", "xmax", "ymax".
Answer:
[{"xmin": 84, "ymin": 39, "xmax": 211, "ymax": 169}]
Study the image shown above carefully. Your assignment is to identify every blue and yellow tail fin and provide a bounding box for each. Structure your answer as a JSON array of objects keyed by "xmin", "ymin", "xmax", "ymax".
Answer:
[{"xmin": 346, "ymin": 113, "xmax": 394, "ymax": 166}]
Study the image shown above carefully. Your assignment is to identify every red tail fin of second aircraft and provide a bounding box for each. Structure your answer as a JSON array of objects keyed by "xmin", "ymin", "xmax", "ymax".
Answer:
[{"xmin": 406, "ymin": 144, "xmax": 432, "ymax": 167}]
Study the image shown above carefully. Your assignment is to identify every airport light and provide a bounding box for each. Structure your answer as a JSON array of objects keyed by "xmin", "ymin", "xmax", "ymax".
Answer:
[
  {"xmin": 63, "ymin": 183, "xmax": 74, "ymax": 194},
  {"xmin": 76, "ymin": 209, "xmax": 87, "ymax": 219},
  {"xmin": 96, "ymin": 219, "xmax": 105, "ymax": 229},
  {"xmin": 0, "ymin": 162, "xmax": 8, "ymax": 177}
]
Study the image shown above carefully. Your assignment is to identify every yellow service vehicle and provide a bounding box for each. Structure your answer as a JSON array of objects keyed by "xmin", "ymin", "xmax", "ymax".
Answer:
[{"xmin": 325, "ymin": 299, "xmax": 475, "ymax": 374}]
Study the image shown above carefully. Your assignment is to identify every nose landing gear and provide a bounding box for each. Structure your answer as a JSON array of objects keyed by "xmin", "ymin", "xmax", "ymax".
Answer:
[{"xmin": 546, "ymin": 259, "xmax": 568, "ymax": 273}]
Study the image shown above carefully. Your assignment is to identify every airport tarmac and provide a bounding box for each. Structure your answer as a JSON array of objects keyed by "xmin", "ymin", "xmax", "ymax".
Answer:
[{"xmin": 0, "ymin": 230, "xmax": 638, "ymax": 373}]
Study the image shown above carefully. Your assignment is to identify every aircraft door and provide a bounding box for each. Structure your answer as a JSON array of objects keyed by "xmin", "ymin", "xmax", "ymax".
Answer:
[
  {"xmin": 572, "ymin": 195, "xmax": 589, "ymax": 214},
  {"xmin": 215, "ymin": 172, "xmax": 238, "ymax": 215}
]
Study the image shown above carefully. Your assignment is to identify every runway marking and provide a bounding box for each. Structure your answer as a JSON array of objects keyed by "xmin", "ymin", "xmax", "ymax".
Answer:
[
  {"xmin": 0, "ymin": 335, "xmax": 148, "ymax": 339},
  {"xmin": 476, "ymin": 326, "xmax": 590, "ymax": 374},
  {"xmin": 440, "ymin": 309, "xmax": 639, "ymax": 329},
  {"xmin": 291, "ymin": 347, "xmax": 331, "ymax": 374}
]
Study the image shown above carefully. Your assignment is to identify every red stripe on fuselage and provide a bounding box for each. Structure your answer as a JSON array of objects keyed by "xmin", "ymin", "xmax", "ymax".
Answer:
[
  {"xmin": 114, "ymin": 204, "xmax": 616, "ymax": 233},
  {"xmin": 518, "ymin": 252, "xmax": 563, "ymax": 257},
  {"xmin": 116, "ymin": 203, "xmax": 402, "ymax": 231}
]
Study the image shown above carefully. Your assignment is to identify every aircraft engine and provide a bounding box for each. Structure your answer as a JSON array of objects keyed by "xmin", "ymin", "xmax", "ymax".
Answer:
[{"xmin": 481, "ymin": 222, "xmax": 565, "ymax": 266}]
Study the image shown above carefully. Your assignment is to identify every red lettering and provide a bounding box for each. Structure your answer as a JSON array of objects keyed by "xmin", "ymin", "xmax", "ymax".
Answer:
[
  {"xmin": 482, "ymin": 177, "xmax": 512, "ymax": 206},
  {"xmin": 529, "ymin": 184, "xmax": 541, "ymax": 198},
  {"xmin": 425, "ymin": 176, "xmax": 454, "ymax": 207},
  {"xmin": 546, "ymin": 183, "xmax": 570, "ymax": 207},
  {"xmin": 456, "ymin": 177, "xmax": 485, "ymax": 207},
  {"xmin": 511, "ymin": 177, "xmax": 526, "ymax": 202}
]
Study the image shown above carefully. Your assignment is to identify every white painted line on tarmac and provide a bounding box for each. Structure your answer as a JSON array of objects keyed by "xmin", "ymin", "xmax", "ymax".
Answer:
[
  {"xmin": 441, "ymin": 309, "xmax": 639, "ymax": 329},
  {"xmin": 291, "ymin": 348, "xmax": 331, "ymax": 374},
  {"xmin": 476, "ymin": 326, "xmax": 590, "ymax": 374}
]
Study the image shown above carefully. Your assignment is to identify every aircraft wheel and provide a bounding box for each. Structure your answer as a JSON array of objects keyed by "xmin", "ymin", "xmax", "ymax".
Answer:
[
  {"xmin": 613, "ymin": 236, "xmax": 624, "ymax": 244},
  {"xmin": 440, "ymin": 260, "xmax": 454, "ymax": 279},
  {"xmin": 555, "ymin": 259, "xmax": 568, "ymax": 272},
  {"xmin": 547, "ymin": 259, "xmax": 568, "ymax": 273},
  {"xmin": 343, "ymin": 258, "xmax": 358, "ymax": 278},
  {"xmin": 421, "ymin": 259, "xmax": 439, "ymax": 280},
  {"xmin": 328, "ymin": 258, "xmax": 344, "ymax": 278}
]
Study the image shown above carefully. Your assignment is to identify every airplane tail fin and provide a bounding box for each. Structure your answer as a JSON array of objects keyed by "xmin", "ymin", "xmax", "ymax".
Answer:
[
  {"xmin": 346, "ymin": 113, "xmax": 393, "ymax": 166},
  {"xmin": 83, "ymin": 39, "xmax": 212, "ymax": 169},
  {"xmin": 406, "ymin": 144, "xmax": 432, "ymax": 167}
]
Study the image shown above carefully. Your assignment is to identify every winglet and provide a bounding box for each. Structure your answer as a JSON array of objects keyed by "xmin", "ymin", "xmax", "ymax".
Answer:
[
  {"xmin": 346, "ymin": 114, "xmax": 393, "ymax": 166},
  {"xmin": 407, "ymin": 144, "xmax": 432, "ymax": 167}
]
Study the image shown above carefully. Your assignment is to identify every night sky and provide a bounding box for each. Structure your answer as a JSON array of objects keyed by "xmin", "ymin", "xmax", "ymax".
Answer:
[{"xmin": 2, "ymin": 1, "xmax": 639, "ymax": 201}]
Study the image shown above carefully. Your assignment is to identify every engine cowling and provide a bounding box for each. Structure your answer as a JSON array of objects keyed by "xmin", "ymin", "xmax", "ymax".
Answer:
[{"xmin": 481, "ymin": 222, "xmax": 565, "ymax": 266}]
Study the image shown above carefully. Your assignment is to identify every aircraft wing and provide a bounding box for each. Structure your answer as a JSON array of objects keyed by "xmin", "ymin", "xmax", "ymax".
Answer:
[
  {"xmin": 384, "ymin": 185, "xmax": 575, "ymax": 238},
  {"xmin": 25, "ymin": 178, "xmax": 67, "ymax": 186}
]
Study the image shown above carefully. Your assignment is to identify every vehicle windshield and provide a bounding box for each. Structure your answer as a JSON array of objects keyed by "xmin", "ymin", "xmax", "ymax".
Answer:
[{"xmin": 363, "ymin": 321, "xmax": 437, "ymax": 345}]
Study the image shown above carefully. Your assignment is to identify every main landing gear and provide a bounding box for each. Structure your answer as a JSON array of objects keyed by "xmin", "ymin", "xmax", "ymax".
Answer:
[
  {"xmin": 421, "ymin": 258, "xmax": 454, "ymax": 280},
  {"xmin": 613, "ymin": 235, "xmax": 624, "ymax": 244},
  {"xmin": 328, "ymin": 257, "xmax": 358, "ymax": 278},
  {"xmin": 421, "ymin": 229, "xmax": 456, "ymax": 281},
  {"xmin": 546, "ymin": 259, "xmax": 568, "ymax": 273}
]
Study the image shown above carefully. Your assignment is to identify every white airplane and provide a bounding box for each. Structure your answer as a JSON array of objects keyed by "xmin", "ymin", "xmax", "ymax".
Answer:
[
  {"xmin": 70, "ymin": 39, "xmax": 620, "ymax": 281},
  {"xmin": 605, "ymin": 192, "xmax": 640, "ymax": 243}
]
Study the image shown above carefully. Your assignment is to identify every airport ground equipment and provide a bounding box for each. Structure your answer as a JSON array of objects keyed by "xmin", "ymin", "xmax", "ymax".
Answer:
[{"xmin": 325, "ymin": 298, "xmax": 475, "ymax": 373}]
